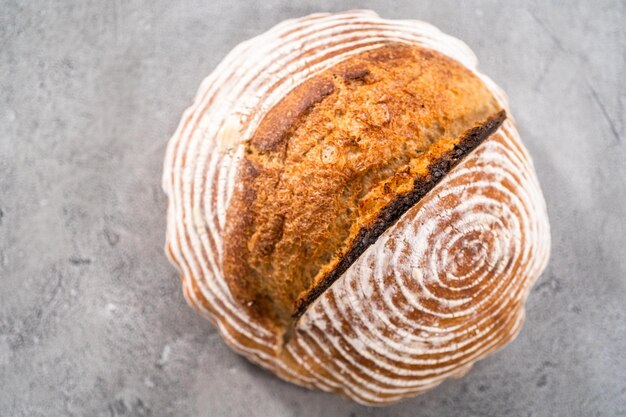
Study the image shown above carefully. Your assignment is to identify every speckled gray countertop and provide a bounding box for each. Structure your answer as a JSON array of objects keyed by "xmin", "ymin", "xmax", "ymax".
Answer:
[{"xmin": 1, "ymin": 1, "xmax": 625, "ymax": 416}]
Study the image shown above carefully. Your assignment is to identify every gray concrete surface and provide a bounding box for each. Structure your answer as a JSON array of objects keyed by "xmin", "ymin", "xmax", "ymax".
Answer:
[{"xmin": 1, "ymin": 0, "xmax": 625, "ymax": 416}]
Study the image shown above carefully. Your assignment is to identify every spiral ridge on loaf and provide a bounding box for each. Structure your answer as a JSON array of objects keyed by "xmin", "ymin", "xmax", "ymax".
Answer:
[{"xmin": 162, "ymin": 10, "xmax": 550, "ymax": 404}]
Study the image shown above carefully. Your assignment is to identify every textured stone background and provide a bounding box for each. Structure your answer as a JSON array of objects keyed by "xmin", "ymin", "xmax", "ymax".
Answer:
[{"xmin": 1, "ymin": 1, "xmax": 625, "ymax": 416}]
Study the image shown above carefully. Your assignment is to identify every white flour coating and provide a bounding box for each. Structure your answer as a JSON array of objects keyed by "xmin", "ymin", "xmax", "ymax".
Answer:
[{"xmin": 162, "ymin": 10, "xmax": 551, "ymax": 405}]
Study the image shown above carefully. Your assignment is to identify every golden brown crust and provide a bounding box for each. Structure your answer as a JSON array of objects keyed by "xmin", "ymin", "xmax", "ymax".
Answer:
[
  {"xmin": 292, "ymin": 110, "xmax": 506, "ymax": 318},
  {"xmin": 165, "ymin": 12, "xmax": 551, "ymax": 404},
  {"xmin": 223, "ymin": 43, "xmax": 503, "ymax": 331},
  {"xmin": 251, "ymin": 77, "xmax": 335, "ymax": 152}
]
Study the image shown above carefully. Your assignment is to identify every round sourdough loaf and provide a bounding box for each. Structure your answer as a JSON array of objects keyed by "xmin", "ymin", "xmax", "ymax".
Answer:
[{"xmin": 162, "ymin": 10, "xmax": 551, "ymax": 405}]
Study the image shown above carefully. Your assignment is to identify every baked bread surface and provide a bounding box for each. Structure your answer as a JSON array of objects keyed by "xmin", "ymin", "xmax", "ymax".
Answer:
[
  {"xmin": 224, "ymin": 43, "xmax": 503, "ymax": 330},
  {"xmin": 163, "ymin": 10, "xmax": 550, "ymax": 405}
]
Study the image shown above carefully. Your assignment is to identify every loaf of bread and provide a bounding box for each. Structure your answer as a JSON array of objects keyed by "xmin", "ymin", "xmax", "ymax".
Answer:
[{"xmin": 163, "ymin": 10, "xmax": 550, "ymax": 405}]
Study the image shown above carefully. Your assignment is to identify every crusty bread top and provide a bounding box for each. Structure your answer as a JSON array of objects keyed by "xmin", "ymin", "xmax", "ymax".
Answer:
[
  {"xmin": 222, "ymin": 43, "xmax": 503, "ymax": 332},
  {"xmin": 163, "ymin": 11, "xmax": 551, "ymax": 404}
]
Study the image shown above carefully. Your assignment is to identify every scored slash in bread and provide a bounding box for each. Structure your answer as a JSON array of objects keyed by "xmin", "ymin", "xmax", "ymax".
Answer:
[{"xmin": 163, "ymin": 10, "xmax": 550, "ymax": 405}]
